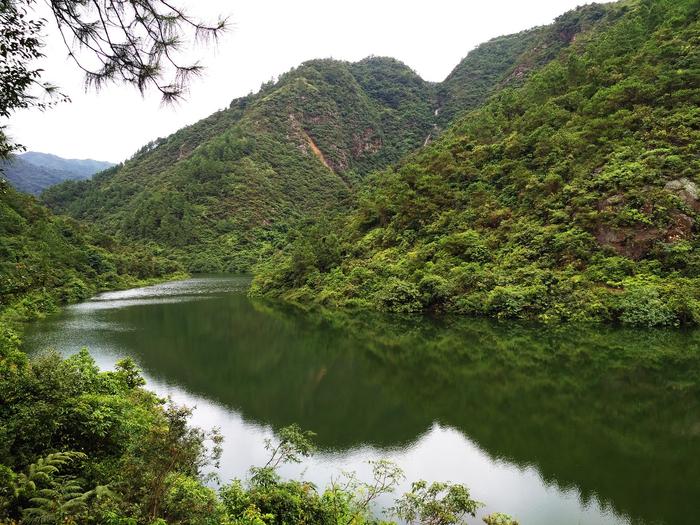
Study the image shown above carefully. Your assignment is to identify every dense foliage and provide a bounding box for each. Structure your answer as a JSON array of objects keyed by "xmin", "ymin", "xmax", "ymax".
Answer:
[
  {"xmin": 0, "ymin": 348, "xmax": 222, "ymax": 524},
  {"xmin": 252, "ymin": 0, "xmax": 700, "ymax": 326},
  {"xmin": 0, "ymin": 344, "xmax": 516, "ymax": 525},
  {"xmin": 436, "ymin": 3, "xmax": 615, "ymax": 126},
  {"xmin": 0, "ymin": 180, "xmax": 182, "ymax": 352},
  {"xmin": 41, "ymin": 57, "xmax": 438, "ymax": 272},
  {"xmin": 41, "ymin": 8, "xmax": 592, "ymax": 274}
]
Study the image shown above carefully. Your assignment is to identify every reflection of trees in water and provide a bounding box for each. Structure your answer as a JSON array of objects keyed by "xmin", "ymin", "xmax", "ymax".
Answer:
[{"xmin": 110, "ymin": 294, "xmax": 700, "ymax": 525}]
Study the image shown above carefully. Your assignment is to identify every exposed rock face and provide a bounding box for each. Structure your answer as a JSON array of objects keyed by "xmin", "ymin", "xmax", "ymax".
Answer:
[
  {"xmin": 595, "ymin": 224, "xmax": 662, "ymax": 260},
  {"xmin": 666, "ymin": 212, "xmax": 694, "ymax": 243},
  {"xmin": 595, "ymin": 184, "xmax": 698, "ymax": 259},
  {"xmin": 595, "ymin": 220, "xmax": 695, "ymax": 260},
  {"xmin": 665, "ymin": 178, "xmax": 700, "ymax": 211},
  {"xmin": 289, "ymin": 114, "xmax": 335, "ymax": 172}
]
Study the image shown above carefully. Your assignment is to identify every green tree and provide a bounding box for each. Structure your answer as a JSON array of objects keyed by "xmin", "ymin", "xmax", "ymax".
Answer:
[{"xmin": 392, "ymin": 481, "xmax": 483, "ymax": 525}]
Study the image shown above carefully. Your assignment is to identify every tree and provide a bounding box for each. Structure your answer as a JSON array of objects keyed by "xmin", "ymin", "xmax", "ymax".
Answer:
[
  {"xmin": 392, "ymin": 481, "xmax": 483, "ymax": 525},
  {"xmin": 0, "ymin": 0, "xmax": 228, "ymax": 158},
  {"xmin": 261, "ymin": 423, "xmax": 316, "ymax": 470}
]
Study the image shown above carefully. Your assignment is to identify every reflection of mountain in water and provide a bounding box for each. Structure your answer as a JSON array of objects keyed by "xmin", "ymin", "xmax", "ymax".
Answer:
[{"xmin": 44, "ymin": 289, "xmax": 700, "ymax": 525}]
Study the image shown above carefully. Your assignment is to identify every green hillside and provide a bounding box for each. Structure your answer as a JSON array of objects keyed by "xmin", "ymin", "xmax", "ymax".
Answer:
[
  {"xmin": 0, "ymin": 181, "xmax": 181, "ymax": 352},
  {"xmin": 41, "ymin": 5, "xmax": 599, "ymax": 274},
  {"xmin": 437, "ymin": 2, "xmax": 615, "ymax": 126},
  {"xmin": 42, "ymin": 58, "xmax": 437, "ymax": 272},
  {"xmin": 252, "ymin": 0, "xmax": 700, "ymax": 326}
]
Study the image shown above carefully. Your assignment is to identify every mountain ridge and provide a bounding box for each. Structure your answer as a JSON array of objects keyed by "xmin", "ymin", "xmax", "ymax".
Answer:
[
  {"xmin": 42, "ymin": 3, "xmax": 608, "ymax": 272},
  {"xmin": 0, "ymin": 152, "xmax": 115, "ymax": 195},
  {"xmin": 251, "ymin": 0, "xmax": 700, "ymax": 326}
]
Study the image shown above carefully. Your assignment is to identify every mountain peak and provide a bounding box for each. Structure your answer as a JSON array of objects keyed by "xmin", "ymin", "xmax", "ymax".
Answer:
[{"xmin": 2, "ymin": 152, "xmax": 116, "ymax": 195}]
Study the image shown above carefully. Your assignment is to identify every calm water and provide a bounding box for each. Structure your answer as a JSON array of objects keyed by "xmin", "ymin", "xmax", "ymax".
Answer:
[{"xmin": 23, "ymin": 276, "xmax": 700, "ymax": 525}]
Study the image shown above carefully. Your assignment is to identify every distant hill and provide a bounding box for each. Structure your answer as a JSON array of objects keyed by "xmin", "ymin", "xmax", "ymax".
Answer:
[{"xmin": 1, "ymin": 152, "xmax": 115, "ymax": 195}]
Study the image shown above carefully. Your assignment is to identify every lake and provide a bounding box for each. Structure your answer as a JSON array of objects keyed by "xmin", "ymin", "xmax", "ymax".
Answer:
[{"xmin": 23, "ymin": 275, "xmax": 700, "ymax": 525}]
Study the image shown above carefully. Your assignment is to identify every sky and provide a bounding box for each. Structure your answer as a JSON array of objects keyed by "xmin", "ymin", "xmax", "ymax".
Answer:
[{"xmin": 7, "ymin": 0, "xmax": 614, "ymax": 163}]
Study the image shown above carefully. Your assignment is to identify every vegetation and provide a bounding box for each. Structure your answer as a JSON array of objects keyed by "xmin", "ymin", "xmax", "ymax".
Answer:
[
  {"xmin": 0, "ymin": 0, "xmax": 239, "ymax": 347},
  {"xmin": 437, "ymin": 2, "xmax": 617, "ymax": 126},
  {"xmin": 3, "ymin": 0, "xmax": 699, "ymax": 517},
  {"xmin": 0, "ymin": 0, "xmax": 222, "ymax": 342},
  {"xmin": 40, "ymin": 3, "xmax": 598, "ymax": 274},
  {"xmin": 0, "ymin": 180, "xmax": 183, "ymax": 353},
  {"xmin": 41, "ymin": 57, "xmax": 436, "ymax": 272},
  {"xmin": 0, "ymin": 342, "xmax": 515, "ymax": 524},
  {"xmin": 1, "ymin": 152, "xmax": 114, "ymax": 195},
  {"xmin": 252, "ymin": 0, "xmax": 700, "ymax": 327}
]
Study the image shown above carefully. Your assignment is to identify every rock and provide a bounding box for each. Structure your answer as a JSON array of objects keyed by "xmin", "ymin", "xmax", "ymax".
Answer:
[
  {"xmin": 665, "ymin": 212, "xmax": 694, "ymax": 243},
  {"xmin": 665, "ymin": 178, "xmax": 700, "ymax": 211},
  {"xmin": 598, "ymin": 193, "xmax": 625, "ymax": 210},
  {"xmin": 595, "ymin": 224, "xmax": 659, "ymax": 259}
]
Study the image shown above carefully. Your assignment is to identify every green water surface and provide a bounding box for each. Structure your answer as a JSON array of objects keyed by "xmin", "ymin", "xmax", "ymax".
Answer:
[{"xmin": 23, "ymin": 276, "xmax": 700, "ymax": 525}]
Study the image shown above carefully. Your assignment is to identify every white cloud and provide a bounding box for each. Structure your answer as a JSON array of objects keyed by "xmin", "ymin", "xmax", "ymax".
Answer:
[{"xmin": 7, "ymin": 0, "xmax": 614, "ymax": 163}]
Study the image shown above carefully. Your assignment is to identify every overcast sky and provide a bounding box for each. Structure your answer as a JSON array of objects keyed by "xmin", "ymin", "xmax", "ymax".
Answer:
[{"xmin": 7, "ymin": 1, "xmax": 613, "ymax": 163}]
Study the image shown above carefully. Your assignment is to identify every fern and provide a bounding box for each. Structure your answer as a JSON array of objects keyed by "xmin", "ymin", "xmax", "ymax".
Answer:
[{"xmin": 10, "ymin": 451, "xmax": 105, "ymax": 525}]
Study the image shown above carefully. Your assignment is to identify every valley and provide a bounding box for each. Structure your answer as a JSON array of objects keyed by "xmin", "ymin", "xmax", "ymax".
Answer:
[{"xmin": 1, "ymin": 1, "xmax": 699, "ymax": 524}]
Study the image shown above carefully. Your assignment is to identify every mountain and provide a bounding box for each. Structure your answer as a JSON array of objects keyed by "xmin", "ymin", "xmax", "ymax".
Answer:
[
  {"xmin": 42, "ymin": 58, "xmax": 435, "ymax": 271},
  {"xmin": 0, "ymin": 152, "xmax": 114, "ymax": 195},
  {"xmin": 436, "ymin": 2, "xmax": 612, "ymax": 127},
  {"xmin": 20, "ymin": 151, "xmax": 115, "ymax": 176},
  {"xmin": 251, "ymin": 0, "xmax": 700, "ymax": 327},
  {"xmin": 40, "ymin": 4, "xmax": 602, "ymax": 273}
]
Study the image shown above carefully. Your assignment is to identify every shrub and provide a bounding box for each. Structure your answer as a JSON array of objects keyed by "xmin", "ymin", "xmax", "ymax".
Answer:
[
  {"xmin": 485, "ymin": 284, "xmax": 547, "ymax": 319},
  {"xmin": 376, "ymin": 278, "xmax": 423, "ymax": 313},
  {"xmin": 618, "ymin": 281, "xmax": 677, "ymax": 327}
]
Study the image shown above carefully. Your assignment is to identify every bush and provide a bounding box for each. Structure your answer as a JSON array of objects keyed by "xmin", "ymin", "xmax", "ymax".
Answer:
[
  {"xmin": 163, "ymin": 474, "xmax": 222, "ymax": 525},
  {"xmin": 439, "ymin": 231, "xmax": 489, "ymax": 262},
  {"xmin": 618, "ymin": 281, "xmax": 677, "ymax": 327},
  {"xmin": 485, "ymin": 284, "xmax": 547, "ymax": 319},
  {"xmin": 376, "ymin": 278, "xmax": 423, "ymax": 313}
]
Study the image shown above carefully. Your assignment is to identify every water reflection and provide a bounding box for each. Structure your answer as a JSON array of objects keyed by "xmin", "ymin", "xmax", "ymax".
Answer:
[{"xmin": 23, "ymin": 276, "xmax": 700, "ymax": 525}]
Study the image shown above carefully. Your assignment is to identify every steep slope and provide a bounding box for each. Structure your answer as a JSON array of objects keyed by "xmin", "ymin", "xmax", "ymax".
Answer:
[
  {"xmin": 437, "ymin": 2, "xmax": 614, "ymax": 126},
  {"xmin": 43, "ymin": 3, "xmax": 622, "ymax": 275},
  {"xmin": 252, "ymin": 0, "xmax": 700, "ymax": 326},
  {"xmin": 43, "ymin": 58, "xmax": 437, "ymax": 272},
  {"xmin": 1, "ymin": 152, "xmax": 114, "ymax": 195}
]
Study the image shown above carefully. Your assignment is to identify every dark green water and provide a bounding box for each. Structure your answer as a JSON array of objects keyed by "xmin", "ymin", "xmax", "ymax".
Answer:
[{"xmin": 24, "ymin": 276, "xmax": 700, "ymax": 525}]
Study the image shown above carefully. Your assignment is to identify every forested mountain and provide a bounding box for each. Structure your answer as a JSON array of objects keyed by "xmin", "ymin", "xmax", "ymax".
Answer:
[
  {"xmin": 0, "ymin": 152, "xmax": 114, "ymax": 195},
  {"xmin": 252, "ymin": 0, "xmax": 700, "ymax": 326},
  {"xmin": 41, "ymin": 4, "xmax": 603, "ymax": 273},
  {"xmin": 42, "ymin": 58, "xmax": 434, "ymax": 271},
  {"xmin": 437, "ymin": 3, "xmax": 614, "ymax": 126},
  {"xmin": 20, "ymin": 151, "xmax": 114, "ymax": 177}
]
